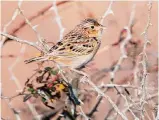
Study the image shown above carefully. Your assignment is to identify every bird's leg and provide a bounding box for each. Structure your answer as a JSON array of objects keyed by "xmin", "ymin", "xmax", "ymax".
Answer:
[
  {"xmin": 70, "ymin": 68, "xmax": 88, "ymax": 76},
  {"xmin": 70, "ymin": 68, "xmax": 90, "ymax": 83},
  {"xmin": 77, "ymin": 65, "xmax": 86, "ymax": 69}
]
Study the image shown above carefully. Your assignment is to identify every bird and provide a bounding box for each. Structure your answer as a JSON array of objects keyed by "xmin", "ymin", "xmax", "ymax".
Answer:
[{"xmin": 24, "ymin": 18, "xmax": 105, "ymax": 69}]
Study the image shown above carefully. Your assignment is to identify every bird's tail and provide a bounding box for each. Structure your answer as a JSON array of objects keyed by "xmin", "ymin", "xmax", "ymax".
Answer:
[{"xmin": 24, "ymin": 56, "xmax": 46, "ymax": 64}]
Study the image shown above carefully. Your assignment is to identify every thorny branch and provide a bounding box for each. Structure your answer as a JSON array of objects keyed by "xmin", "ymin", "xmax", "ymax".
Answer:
[
  {"xmin": 51, "ymin": 0, "xmax": 65, "ymax": 42},
  {"xmin": 1, "ymin": 1, "xmax": 158, "ymax": 120},
  {"xmin": 100, "ymin": 0, "xmax": 114, "ymax": 25},
  {"xmin": 1, "ymin": 92, "xmax": 21, "ymax": 120},
  {"xmin": 87, "ymin": 95, "xmax": 103, "ymax": 117},
  {"xmin": 139, "ymin": 1, "xmax": 153, "ymax": 119},
  {"xmin": 17, "ymin": 4, "xmax": 50, "ymax": 53},
  {"xmin": 2, "ymin": 1, "xmax": 70, "ymax": 43},
  {"xmin": 0, "ymin": 32, "xmax": 43, "ymax": 52},
  {"xmin": 104, "ymin": 96, "xmax": 121, "ymax": 120},
  {"xmin": 1, "ymin": 1, "xmax": 42, "ymax": 120},
  {"xmin": 109, "ymin": 4, "xmax": 135, "ymax": 82}
]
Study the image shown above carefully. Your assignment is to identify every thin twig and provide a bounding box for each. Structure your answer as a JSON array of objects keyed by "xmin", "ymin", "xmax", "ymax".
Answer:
[
  {"xmin": 100, "ymin": 1, "xmax": 114, "ymax": 24},
  {"xmin": 87, "ymin": 96, "xmax": 103, "ymax": 117},
  {"xmin": 17, "ymin": 5, "xmax": 50, "ymax": 53},
  {"xmin": 82, "ymin": 76, "xmax": 128, "ymax": 120},
  {"xmin": 139, "ymin": 1, "xmax": 152, "ymax": 119},
  {"xmin": 0, "ymin": 32, "xmax": 43, "ymax": 52},
  {"xmin": 104, "ymin": 96, "xmax": 121, "ymax": 120},
  {"xmin": 109, "ymin": 4, "xmax": 135, "ymax": 82},
  {"xmin": 78, "ymin": 106, "xmax": 89, "ymax": 120},
  {"xmin": 52, "ymin": 0, "xmax": 65, "ymax": 42},
  {"xmin": 3, "ymin": 1, "xmax": 70, "ymax": 42}
]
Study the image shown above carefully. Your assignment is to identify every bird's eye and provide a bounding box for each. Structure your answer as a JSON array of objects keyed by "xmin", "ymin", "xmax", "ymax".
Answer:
[{"xmin": 91, "ymin": 26, "xmax": 94, "ymax": 29}]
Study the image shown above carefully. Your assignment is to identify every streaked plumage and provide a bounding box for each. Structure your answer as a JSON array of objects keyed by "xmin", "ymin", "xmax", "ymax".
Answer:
[{"xmin": 25, "ymin": 18, "xmax": 105, "ymax": 69}]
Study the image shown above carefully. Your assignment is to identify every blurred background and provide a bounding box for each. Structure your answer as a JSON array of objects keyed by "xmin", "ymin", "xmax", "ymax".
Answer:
[{"xmin": 1, "ymin": 1, "xmax": 158, "ymax": 120}]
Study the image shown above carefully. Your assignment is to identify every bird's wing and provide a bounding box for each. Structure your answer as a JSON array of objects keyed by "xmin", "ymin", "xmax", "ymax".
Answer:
[{"xmin": 49, "ymin": 37, "xmax": 99, "ymax": 58}]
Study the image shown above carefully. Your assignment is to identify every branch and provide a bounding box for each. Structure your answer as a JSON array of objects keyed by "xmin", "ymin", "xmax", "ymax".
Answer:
[
  {"xmin": 100, "ymin": 1, "xmax": 114, "ymax": 24},
  {"xmin": 0, "ymin": 32, "xmax": 43, "ymax": 52},
  {"xmin": 1, "ymin": 92, "xmax": 21, "ymax": 120},
  {"xmin": 3, "ymin": 1, "xmax": 70, "ymax": 42},
  {"xmin": 81, "ymin": 76, "xmax": 128, "ymax": 120},
  {"xmin": 78, "ymin": 106, "xmax": 89, "ymax": 120},
  {"xmin": 1, "ymin": 5, "xmax": 20, "ymax": 41},
  {"xmin": 51, "ymin": 0, "xmax": 65, "ymax": 42},
  {"xmin": 1, "ymin": 1, "xmax": 41, "ymax": 119},
  {"xmin": 87, "ymin": 95, "xmax": 103, "ymax": 117},
  {"xmin": 138, "ymin": 1, "xmax": 152, "ymax": 119},
  {"xmin": 17, "ymin": 5, "xmax": 50, "ymax": 52},
  {"xmin": 104, "ymin": 96, "xmax": 121, "ymax": 120},
  {"xmin": 109, "ymin": 4, "xmax": 136, "ymax": 82}
]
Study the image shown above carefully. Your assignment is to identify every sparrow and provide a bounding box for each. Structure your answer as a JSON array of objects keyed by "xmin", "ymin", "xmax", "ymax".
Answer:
[{"xmin": 25, "ymin": 18, "xmax": 105, "ymax": 69}]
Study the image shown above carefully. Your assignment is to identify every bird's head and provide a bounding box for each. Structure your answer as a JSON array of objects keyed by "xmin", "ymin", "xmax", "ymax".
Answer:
[{"xmin": 76, "ymin": 18, "xmax": 105, "ymax": 38}]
